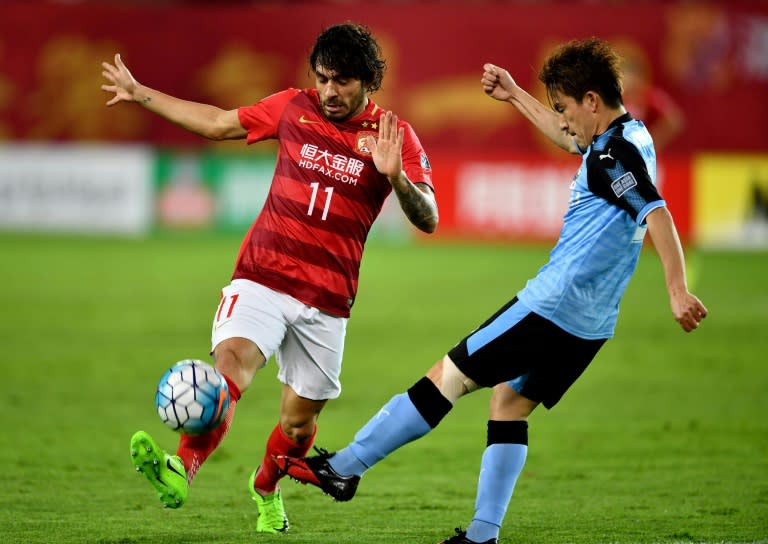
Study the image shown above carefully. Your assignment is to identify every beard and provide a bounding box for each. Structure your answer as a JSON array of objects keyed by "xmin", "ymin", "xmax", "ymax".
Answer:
[{"xmin": 320, "ymin": 92, "xmax": 366, "ymax": 122}]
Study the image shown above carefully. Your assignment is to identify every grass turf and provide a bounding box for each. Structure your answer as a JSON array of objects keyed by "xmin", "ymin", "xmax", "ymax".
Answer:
[{"xmin": 0, "ymin": 232, "xmax": 766, "ymax": 543}]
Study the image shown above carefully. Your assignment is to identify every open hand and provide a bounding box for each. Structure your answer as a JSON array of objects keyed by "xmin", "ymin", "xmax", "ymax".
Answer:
[
  {"xmin": 366, "ymin": 111, "xmax": 404, "ymax": 182},
  {"xmin": 101, "ymin": 53, "xmax": 139, "ymax": 106}
]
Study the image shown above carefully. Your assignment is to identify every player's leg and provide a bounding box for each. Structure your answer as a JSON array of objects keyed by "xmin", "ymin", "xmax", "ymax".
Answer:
[
  {"xmin": 334, "ymin": 355, "xmax": 471, "ymax": 472},
  {"xmin": 130, "ymin": 279, "xmax": 279, "ymax": 508},
  {"xmin": 176, "ymin": 280, "xmax": 280, "ymax": 481},
  {"xmin": 175, "ymin": 336, "xmax": 258, "ymax": 480},
  {"xmin": 132, "ymin": 336, "xmax": 256, "ymax": 508},
  {"xmin": 446, "ymin": 308, "xmax": 607, "ymax": 544},
  {"xmin": 437, "ymin": 297, "xmax": 535, "ymax": 543},
  {"xmin": 249, "ymin": 385, "xmax": 324, "ymax": 533},
  {"xmin": 252, "ymin": 385, "xmax": 324, "ymax": 495},
  {"xmin": 460, "ymin": 385, "xmax": 536, "ymax": 544},
  {"xmin": 249, "ymin": 299, "xmax": 346, "ymax": 532},
  {"xmin": 276, "ymin": 354, "xmax": 471, "ymax": 499},
  {"xmin": 129, "ymin": 334, "xmax": 256, "ymax": 510}
]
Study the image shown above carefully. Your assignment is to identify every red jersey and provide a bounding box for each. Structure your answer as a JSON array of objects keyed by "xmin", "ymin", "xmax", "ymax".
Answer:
[{"xmin": 234, "ymin": 88, "xmax": 433, "ymax": 317}]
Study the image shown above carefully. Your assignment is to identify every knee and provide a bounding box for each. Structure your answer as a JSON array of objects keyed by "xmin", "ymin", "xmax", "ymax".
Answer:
[
  {"xmin": 213, "ymin": 338, "xmax": 265, "ymax": 392},
  {"xmin": 428, "ymin": 355, "xmax": 478, "ymax": 403},
  {"xmin": 279, "ymin": 416, "xmax": 317, "ymax": 445},
  {"xmin": 489, "ymin": 386, "xmax": 538, "ymax": 420}
]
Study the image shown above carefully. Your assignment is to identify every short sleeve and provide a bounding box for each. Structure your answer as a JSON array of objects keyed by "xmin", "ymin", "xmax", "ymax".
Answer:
[
  {"xmin": 237, "ymin": 89, "xmax": 301, "ymax": 145},
  {"xmin": 586, "ymin": 138, "xmax": 663, "ymax": 223},
  {"xmin": 399, "ymin": 121, "xmax": 433, "ymax": 188}
]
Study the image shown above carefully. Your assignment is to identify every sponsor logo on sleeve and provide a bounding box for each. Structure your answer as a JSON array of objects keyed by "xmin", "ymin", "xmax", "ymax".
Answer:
[{"xmin": 611, "ymin": 171, "xmax": 637, "ymax": 197}]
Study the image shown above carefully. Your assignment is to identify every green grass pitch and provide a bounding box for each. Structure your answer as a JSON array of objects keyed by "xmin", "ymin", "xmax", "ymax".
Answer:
[{"xmin": 0, "ymin": 232, "xmax": 766, "ymax": 544}]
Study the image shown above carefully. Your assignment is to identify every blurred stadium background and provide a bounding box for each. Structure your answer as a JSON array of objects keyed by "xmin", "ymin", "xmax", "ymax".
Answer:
[
  {"xmin": 1, "ymin": 0, "xmax": 766, "ymax": 245},
  {"xmin": 1, "ymin": 1, "xmax": 767, "ymax": 543}
]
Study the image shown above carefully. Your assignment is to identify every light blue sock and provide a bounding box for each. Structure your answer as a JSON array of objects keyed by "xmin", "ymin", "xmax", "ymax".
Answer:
[
  {"xmin": 329, "ymin": 392, "xmax": 432, "ymax": 476},
  {"xmin": 466, "ymin": 443, "xmax": 528, "ymax": 543}
]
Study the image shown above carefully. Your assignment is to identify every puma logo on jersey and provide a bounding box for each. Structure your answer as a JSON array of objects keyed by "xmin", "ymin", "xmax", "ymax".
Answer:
[
  {"xmin": 599, "ymin": 148, "xmax": 614, "ymax": 161},
  {"xmin": 299, "ymin": 115, "xmax": 321, "ymax": 125}
]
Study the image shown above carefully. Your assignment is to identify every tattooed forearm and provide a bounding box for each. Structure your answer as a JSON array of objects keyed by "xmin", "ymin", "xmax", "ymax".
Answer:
[{"xmin": 391, "ymin": 176, "xmax": 439, "ymax": 233}]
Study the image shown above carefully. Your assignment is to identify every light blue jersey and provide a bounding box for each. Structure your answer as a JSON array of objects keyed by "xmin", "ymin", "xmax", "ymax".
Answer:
[{"xmin": 518, "ymin": 113, "xmax": 665, "ymax": 339}]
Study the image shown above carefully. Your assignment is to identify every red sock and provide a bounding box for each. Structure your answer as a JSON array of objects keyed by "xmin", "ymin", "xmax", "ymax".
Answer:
[
  {"xmin": 176, "ymin": 374, "xmax": 242, "ymax": 483},
  {"xmin": 252, "ymin": 422, "xmax": 317, "ymax": 494}
]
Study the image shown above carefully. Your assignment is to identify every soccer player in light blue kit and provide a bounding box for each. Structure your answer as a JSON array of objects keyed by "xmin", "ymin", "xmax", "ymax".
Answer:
[{"xmin": 277, "ymin": 38, "xmax": 708, "ymax": 544}]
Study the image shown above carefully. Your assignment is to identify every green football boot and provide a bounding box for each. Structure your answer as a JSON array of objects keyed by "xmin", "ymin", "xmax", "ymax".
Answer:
[
  {"xmin": 130, "ymin": 430, "xmax": 188, "ymax": 509},
  {"xmin": 248, "ymin": 469, "xmax": 289, "ymax": 533}
]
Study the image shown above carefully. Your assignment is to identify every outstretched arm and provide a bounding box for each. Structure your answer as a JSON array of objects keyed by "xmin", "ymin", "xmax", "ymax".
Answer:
[
  {"xmin": 645, "ymin": 207, "xmax": 708, "ymax": 332},
  {"xmin": 101, "ymin": 53, "xmax": 246, "ymax": 141},
  {"xmin": 481, "ymin": 63, "xmax": 577, "ymax": 154},
  {"xmin": 366, "ymin": 111, "xmax": 438, "ymax": 234}
]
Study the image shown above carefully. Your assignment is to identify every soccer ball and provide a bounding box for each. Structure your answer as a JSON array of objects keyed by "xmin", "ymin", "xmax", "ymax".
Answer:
[{"xmin": 155, "ymin": 359, "xmax": 230, "ymax": 435}]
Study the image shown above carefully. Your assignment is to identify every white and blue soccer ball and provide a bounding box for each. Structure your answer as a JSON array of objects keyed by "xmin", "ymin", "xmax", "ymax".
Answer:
[{"xmin": 155, "ymin": 359, "xmax": 230, "ymax": 435}]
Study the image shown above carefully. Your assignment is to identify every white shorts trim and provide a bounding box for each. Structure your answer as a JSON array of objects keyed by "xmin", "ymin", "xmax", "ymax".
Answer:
[{"xmin": 211, "ymin": 279, "xmax": 347, "ymax": 400}]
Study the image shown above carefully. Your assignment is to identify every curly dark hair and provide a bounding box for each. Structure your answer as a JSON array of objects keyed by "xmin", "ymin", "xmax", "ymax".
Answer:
[
  {"xmin": 309, "ymin": 22, "xmax": 386, "ymax": 93},
  {"xmin": 539, "ymin": 37, "xmax": 624, "ymax": 108}
]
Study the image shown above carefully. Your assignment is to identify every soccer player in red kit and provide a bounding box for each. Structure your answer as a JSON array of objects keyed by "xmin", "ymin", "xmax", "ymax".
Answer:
[{"xmin": 101, "ymin": 22, "xmax": 438, "ymax": 533}]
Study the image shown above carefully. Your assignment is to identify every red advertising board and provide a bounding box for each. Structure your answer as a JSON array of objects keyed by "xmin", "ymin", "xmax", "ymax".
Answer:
[{"xmin": 0, "ymin": 0, "xmax": 766, "ymax": 155}]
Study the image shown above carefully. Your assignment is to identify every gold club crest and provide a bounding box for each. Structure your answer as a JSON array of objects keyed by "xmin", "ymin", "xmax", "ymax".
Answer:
[{"xmin": 356, "ymin": 131, "xmax": 377, "ymax": 156}]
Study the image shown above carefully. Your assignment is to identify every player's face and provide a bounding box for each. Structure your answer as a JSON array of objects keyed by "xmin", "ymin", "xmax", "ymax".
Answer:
[
  {"xmin": 551, "ymin": 90, "xmax": 598, "ymax": 149},
  {"xmin": 314, "ymin": 65, "xmax": 368, "ymax": 122}
]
